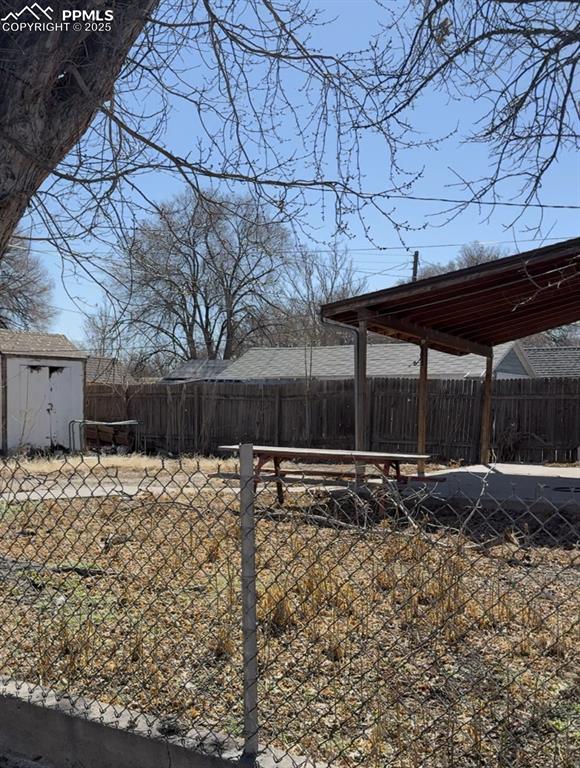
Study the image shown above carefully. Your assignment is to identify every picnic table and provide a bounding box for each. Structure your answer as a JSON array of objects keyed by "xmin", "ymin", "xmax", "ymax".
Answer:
[{"xmin": 218, "ymin": 445, "xmax": 431, "ymax": 503}]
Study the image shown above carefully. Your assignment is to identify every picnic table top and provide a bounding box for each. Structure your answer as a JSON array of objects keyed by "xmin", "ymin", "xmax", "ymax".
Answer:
[{"xmin": 218, "ymin": 445, "xmax": 430, "ymax": 462}]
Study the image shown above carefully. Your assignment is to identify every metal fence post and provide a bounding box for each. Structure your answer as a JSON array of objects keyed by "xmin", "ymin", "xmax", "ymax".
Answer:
[{"xmin": 239, "ymin": 443, "xmax": 259, "ymax": 763}]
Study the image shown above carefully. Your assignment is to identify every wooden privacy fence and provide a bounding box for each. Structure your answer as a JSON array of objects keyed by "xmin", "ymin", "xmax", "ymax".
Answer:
[{"xmin": 85, "ymin": 377, "xmax": 580, "ymax": 463}]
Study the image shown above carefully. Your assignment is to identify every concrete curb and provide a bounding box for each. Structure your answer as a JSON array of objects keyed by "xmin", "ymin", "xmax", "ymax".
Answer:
[
  {"xmin": 0, "ymin": 679, "xmax": 238, "ymax": 768},
  {"xmin": 0, "ymin": 678, "xmax": 325, "ymax": 768}
]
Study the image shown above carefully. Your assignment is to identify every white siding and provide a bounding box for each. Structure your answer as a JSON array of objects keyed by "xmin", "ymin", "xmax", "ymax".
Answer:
[{"xmin": 4, "ymin": 357, "xmax": 84, "ymax": 451}]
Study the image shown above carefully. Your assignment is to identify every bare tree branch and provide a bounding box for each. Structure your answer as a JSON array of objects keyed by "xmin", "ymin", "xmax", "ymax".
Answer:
[{"xmin": 382, "ymin": 0, "xmax": 579, "ymax": 217}]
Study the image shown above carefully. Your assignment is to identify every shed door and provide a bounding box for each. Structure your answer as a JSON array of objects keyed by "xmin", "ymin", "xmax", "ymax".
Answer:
[
  {"xmin": 46, "ymin": 364, "xmax": 73, "ymax": 448},
  {"xmin": 13, "ymin": 364, "xmax": 72, "ymax": 450},
  {"xmin": 14, "ymin": 364, "xmax": 51, "ymax": 448}
]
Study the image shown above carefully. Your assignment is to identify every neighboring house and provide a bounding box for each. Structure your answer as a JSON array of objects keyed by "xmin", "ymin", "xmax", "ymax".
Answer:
[
  {"xmin": 523, "ymin": 346, "xmax": 580, "ymax": 378},
  {"xmin": 215, "ymin": 341, "xmax": 535, "ymax": 381},
  {"xmin": 86, "ymin": 356, "xmax": 136, "ymax": 386},
  {"xmin": 0, "ymin": 331, "xmax": 86, "ymax": 453},
  {"xmin": 162, "ymin": 359, "xmax": 232, "ymax": 383}
]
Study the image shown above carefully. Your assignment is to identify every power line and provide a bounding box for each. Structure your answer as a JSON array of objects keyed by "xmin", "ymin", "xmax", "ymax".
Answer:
[
  {"xmin": 11, "ymin": 234, "xmax": 577, "ymax": 255},
  {"xmin": 8, "ymin": 239, "xmax": 415, "ymax": 278},
  {"xmin": 387, "ymin": 194, "xmax": 580, "ymax": 210},
  {"xmin": 8, "ymin": 240, "xmax": 408, "ymax": 261}
]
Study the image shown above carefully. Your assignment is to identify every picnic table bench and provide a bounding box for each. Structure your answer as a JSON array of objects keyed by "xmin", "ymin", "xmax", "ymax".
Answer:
[{"xmin": 218, "ymin": 445, "xmax": 431, "ymax": 504}]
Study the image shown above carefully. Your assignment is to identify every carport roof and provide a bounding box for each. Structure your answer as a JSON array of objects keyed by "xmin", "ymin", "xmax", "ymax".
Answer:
[
  {"xmin": 0, "ymin": 331, "xmax": 86, "ymax": 359},
  {"xmin": 321, "ymin": 238, "xmax": 580, "ymax": 356}
]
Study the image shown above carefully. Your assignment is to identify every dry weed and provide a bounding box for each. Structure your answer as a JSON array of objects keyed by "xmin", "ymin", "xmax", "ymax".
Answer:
[
  {"xmin": 211, "ymin": 624, "xmax": 236, "ymax": 659},
  {"xmin": 258, "ymin": 582, "xmax": 295, "ymax": 632}
]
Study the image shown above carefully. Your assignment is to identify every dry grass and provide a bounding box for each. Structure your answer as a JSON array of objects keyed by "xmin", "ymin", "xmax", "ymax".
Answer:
[
  {"xmin": 0, "ymin": 453, "xmax": 238, "ymax": 478},
  {"xmin": 0, "ymin": 453, "xmax": 444, "ymax": 484},
  {"xmin": 0, "ymin": 487, "xmax": 577, "ymax": 767}
]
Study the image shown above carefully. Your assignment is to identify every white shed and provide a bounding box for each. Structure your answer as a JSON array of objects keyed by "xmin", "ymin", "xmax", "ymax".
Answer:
[{"xmin": 0, "ymin": 331, "xmax": 86, "ymax": 453}]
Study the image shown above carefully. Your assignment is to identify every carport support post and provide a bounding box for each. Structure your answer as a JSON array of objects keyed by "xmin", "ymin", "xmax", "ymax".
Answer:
[
  {"xmin": 354, "ymin": 317, "xmax": 368, "ymax": 483},
  {"xmin": 417, "ymin": 341, "xmax": 428, "ymax": 475},
  {"xmin": 239, "ymin": 443, "xmax": 259, "ymax": 763},
  {"xmin": 480, "ymin": 353, "xmax": 494, "ymax": 464}
]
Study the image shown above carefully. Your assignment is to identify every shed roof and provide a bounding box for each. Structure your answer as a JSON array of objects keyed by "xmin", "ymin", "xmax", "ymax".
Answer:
[
  {"xmin": 0, "ymin": 331, "xmax": 86, "ymax": 359},
  {"xmin": 524, "ymin": 346, "xmax": 580, "ymax": 378},
  {"xmin": 321, "ymin": 238, "xmax": 580, "ymax": 356},
  {"xmin": 216, "ymin": 342, "xmax": 526, "ymax": 381}
]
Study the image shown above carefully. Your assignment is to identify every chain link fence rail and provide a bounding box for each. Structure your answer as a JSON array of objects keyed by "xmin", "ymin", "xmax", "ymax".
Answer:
[{"xmin": 0, "ymin": 448, "xmax": 578, "ymax": 767}]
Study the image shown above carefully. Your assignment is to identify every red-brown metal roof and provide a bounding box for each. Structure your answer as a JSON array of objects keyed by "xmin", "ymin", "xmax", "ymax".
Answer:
[{"xmin": 321, "ymin": 238, "xmax": 580, "ymax": 356}]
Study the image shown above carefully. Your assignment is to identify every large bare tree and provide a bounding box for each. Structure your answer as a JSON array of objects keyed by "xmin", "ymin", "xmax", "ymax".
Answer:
[
  {"xmin": 87, "ymin": 199, "xmax": 370, "ymax": 367},
  {"xmin": 94, "ymin": 192, "xmax": 289, "ymax": 365},
  {"xmin": 256, "ymin": 246, "xmax": 368, "ymax": 347},
  {"xmin": 0, "ymin": 236, "xmax": 54, "ymax": 329}
]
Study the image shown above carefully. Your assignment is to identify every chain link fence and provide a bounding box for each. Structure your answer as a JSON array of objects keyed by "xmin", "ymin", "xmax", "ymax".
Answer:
[{"xmin": 0, "ymin": 448, "xmax": 578, "ymax": 767}]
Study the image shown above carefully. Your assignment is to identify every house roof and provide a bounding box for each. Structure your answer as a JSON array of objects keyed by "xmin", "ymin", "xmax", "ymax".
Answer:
[
  {"xmin": 524, "ymin": 346, "xmax": 580, "ymax": 378},
  {"xmin": 0, "ymin": 331, "xmax": 86, "ymax": 359},
  {"xmin": 162, "ymin": 359, "xmax": 232, "ymax": 382},
  {"xmin": 321, "ymin": 238, "xmax": 580, "ymax": 356},
  {"xmin": 215, "ymin": 342, "xmax": 525, "ymax": 381},
  {"xmin": 85, "ymin": 356, "xmax": 135, "ymax": 385}
]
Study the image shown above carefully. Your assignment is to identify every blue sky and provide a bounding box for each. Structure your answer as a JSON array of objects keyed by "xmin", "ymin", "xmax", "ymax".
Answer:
[{"xmin": 32, "ymin": 0, "xmax": 580, "ymax": 342}]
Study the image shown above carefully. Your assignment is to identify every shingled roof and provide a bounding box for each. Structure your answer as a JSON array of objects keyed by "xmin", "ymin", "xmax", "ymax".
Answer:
[
  {"xmin": 215, "ymin": 341, "xmax": 531, "ymax": 381},
  {"xmin": 524, "ymin": 346, "xmax": 580, "ymax": 378},
  {"xmin": 0, "ymin": 331, "xmax": 86, "ymax": 359},
  {"xmin": 85, "ymin": 356, "xmax": 135, "ymax": 385}
]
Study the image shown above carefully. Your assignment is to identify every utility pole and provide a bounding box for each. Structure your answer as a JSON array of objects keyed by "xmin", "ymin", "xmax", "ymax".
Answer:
[{"xmin": 412, "ymin": 250, "xmax": 420, "ymax": 281}]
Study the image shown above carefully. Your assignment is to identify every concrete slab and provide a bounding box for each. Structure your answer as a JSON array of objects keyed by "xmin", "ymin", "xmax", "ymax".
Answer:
[
  {"xmin": 411, "ymin": 463, "xmax": 580, "ymax": 522},
  {"xmin": 422, "ymin": 464, "xmax": 580, "ymax": 508},
  {"xmin": 429, "ymin": 462, "xmax": 580, "ymax": 479}
]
